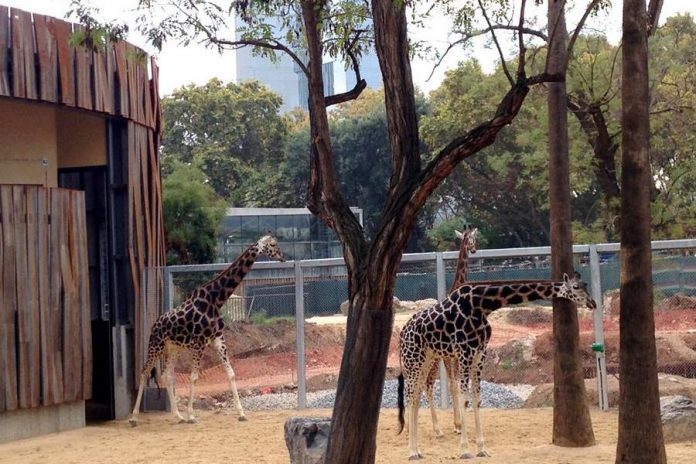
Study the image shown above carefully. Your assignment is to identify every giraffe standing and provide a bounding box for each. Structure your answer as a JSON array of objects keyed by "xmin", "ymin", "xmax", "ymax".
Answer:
[
  {"xmin": 397, "ymin": 273, "xmax": 596, "ymax": 459},
  {"xmin": 423, "ymin": 227, "xmax": 479, "ymax": 437},
  {"xmin": 129, "ymin": 234, "xmax": 285, "ymax": 426}
]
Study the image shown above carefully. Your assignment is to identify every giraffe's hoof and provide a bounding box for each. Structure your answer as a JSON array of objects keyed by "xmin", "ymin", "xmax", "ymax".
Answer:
[
  {"xmin": 128, "ymin": 418, "xmax": 138, "ymax": 427},
  {"xmin": 454, "ymin": 428, "xmax": 462, "ymax": 435},
  {"xmin": 435, "ymin": 430, "xmax": 445, "ymax": 439},
  {"xmin": 408, "ymin": 453, "xmax": 423, "ymax": 460},
  {"xmin": 186, "ymin": 417, "xmax": 197, "ymax": 424},
  {"xmin": 476, "ymin": 450, "xmax": 491, "ymax": 458},
  {"xmin": 238, "ymin": 415, "xmax": 248, "ymax": 422},
  {"xmin": 460, "ymin": 452, "xmax": 475, "ymax": 459}
]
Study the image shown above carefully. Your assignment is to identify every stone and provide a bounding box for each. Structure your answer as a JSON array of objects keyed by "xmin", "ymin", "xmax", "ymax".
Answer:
[
  {"xmin": 340, "ymin": 296, "xmax": 406, "ymax": 315},
  {"xmin": 661, "ymin": 395, "xmax": 696, "ymax": 442},
  {"xmin": 284, "ymin": 417, "xmax": 331, "ymax": 464}
]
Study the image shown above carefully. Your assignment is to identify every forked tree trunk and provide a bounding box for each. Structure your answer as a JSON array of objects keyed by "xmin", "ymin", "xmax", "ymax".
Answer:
[
  {"xmin": 615, "ymin": 1, "xmax": 667, "ymax": 462},
  {"xmin": 547, "ymin": 0, "xmax": 596, "ymax": 446}
]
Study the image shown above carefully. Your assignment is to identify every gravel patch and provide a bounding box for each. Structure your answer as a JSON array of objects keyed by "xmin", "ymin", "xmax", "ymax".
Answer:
[{"xmin": 240, "ymin": 380, "xmax": 530, "ymax": 411}]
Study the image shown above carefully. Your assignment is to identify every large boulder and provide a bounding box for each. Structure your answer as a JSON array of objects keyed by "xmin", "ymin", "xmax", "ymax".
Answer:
[
  {"xmin": 661, "ymin": 395, "xmax": 696, "ymax": 442},
  {"xmin": 284, "ymin": 417, "xmax": 331, "ymax": 464}
]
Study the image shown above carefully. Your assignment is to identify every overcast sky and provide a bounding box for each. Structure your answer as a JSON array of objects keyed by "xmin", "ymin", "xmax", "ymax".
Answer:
[{"xmin": 5, "ymin": 1, "xmax": 696, "ymax": 96}]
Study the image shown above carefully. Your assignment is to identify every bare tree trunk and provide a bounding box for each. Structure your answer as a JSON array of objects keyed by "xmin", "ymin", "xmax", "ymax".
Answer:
[
  {"xmin": 547, "ymin": 0, "xmax": 596, "ymax": 447},
  {"xmin": 615, "ymin": 1, "xmax": 667, "ymax": 462}
]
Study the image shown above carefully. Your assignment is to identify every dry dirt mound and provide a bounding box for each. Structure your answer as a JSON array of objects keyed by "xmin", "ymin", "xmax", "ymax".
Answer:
[{"xmin": 524, "ymin": 374, "xmax": 696, "ymax": 408}]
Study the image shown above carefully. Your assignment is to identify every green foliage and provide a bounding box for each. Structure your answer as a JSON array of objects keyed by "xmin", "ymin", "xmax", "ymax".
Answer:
[
  {"xmin": 161, "ymin": 78, "xmax": 288, "ymax": 205},
  {"xmin": 162, "ymin": 161, "xmax": 226, "ymax": 265}
]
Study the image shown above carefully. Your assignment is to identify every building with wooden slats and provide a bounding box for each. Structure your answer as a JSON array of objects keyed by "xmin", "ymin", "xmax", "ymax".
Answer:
[{"xmin": 0, "ymin": 6, "xmax": 165, "ymax": 441}]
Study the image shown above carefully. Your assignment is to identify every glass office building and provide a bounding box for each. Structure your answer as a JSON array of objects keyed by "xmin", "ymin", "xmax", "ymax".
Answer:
[{"xmin": 217, "ymin": 207, "xmax": 363, "ymax": 262}]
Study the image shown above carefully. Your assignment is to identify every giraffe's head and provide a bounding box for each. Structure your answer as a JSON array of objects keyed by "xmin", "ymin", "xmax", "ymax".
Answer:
[
  {"xmin": 257, "ymin": 234, "xmax": 286, "ymax": 262},
  {"xmin": 558, "ymin": 272, "xmax": 596, "ymax": 309},
  {"xmin": 455, "ymin": 227, "xmax": 479, "ymax": 254}
]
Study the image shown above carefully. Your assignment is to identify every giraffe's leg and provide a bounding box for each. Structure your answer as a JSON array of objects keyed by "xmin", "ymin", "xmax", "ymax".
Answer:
[
  {"xmin": 163, "ymin": 350, "xmax": 186, "ymax": 423},
  {"xmin": 457, "ymin": 356, "xmax": 474, "ymax": 459},
  {"xmin": 427, "ymin": 362, "xmax": 444, "ymax": 438},
  {"xmin": 129, "ymin": 345, "xmax": 163, "ymax": 426},
  {"xmin": 407, "ymin": 356, "xmax": 434, "ymax": 460},
  {"xmin": 212, "ymin": 337, "xmax": 247, "ymax": 421},
  {"xmin": 471, "ymin": 351, "xmax": 490, "ymax": 457},
  {"xmin": 445, "ymin": 358, "xmax": 462, "ymax": 434},
  {"xmin": 185, "ymin": 349, "xmax": 202, "ymax": 423}
]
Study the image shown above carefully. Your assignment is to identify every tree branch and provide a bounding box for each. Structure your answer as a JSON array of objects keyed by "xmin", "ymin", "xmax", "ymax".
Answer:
[
  {"xmin": 478, "ymin": 0, "xmax": 514, "ymax": 86},
  {"xmin": 647, "ymin": 0, "xmax": 664, "ymax": 37},
  {"xmin": 325, "ymin": 31, "xmax": 367, "ymax": 107},
  {"xmin": 564, "ymin": 0, "xmax": 602, "ymax": 72}
]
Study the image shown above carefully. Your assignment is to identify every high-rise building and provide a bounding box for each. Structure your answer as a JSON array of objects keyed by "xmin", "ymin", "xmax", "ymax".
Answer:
[{"xmin": 233, "ymin": 15, "xmax": 382, "ymax": 113}]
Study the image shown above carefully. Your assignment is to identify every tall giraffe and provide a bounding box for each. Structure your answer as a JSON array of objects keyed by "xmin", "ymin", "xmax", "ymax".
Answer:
[
  {"xmin": 129, "ymin": 234, "xmax": 285, "ymax": 426},
  {"xmin": 397, "ymin": 274, "xmax": 596, "ymax": 459},
  {"xmin": 423, "ymin": 227, "xmax": 479, "ymax": 437}
]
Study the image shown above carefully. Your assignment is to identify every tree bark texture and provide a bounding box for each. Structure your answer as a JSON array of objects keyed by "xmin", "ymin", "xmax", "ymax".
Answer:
[
  {"xmin": 547, "ymin": 0, "xmax": 596, "ymax": 447},
  {"xmin": 616, "ymin": 1, "xmax": 667, "ymax": 462}
]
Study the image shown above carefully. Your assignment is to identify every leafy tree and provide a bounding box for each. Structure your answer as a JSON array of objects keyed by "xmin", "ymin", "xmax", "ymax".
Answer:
[
  {"xmin": 161, "ymin": 78, "xmax": 288, "ymax": 204},
  {"xmin": 162, "ymin": 161, "xmax": 226, "ymax": 265}
]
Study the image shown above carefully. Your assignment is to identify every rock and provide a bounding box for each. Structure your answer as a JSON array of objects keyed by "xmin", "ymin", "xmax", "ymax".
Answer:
[
  {"xmin": 339, "ymin": 300, "xmax": 350, "ymax": 316},
  {"xmin": 603, "ymin": 289, "xmax": 620, "ymax": 316},
  {"xmin": 284, "ymin": 417, "xmax": 331, "ymax": 464},
  {"xmin": 661, "ymin": 395, "xmax": 696, "ymax": 442}
]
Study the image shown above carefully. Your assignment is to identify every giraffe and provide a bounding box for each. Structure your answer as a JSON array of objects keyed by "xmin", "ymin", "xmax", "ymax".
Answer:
[
  {"xmin": 397, "ymin": 273, "xmax": 596, "ymax": 459},
  {"xmin": 128, "ymin": 234, "xmax": 285, "ymax": 427},
  {"xmin": 423, "ymin": 227, "xmax": 479, "ymax": 437}
]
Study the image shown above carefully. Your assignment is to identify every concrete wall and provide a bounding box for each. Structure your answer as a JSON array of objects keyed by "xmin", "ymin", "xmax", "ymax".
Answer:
[
  {"xmin": 0, "ymin": 99, "xmax": 108, "ymax": 187},
  {"xmin": 57, "ymin": 108, "xmax": 107, "ymax": 168},
  {"xmin": 0, "ymin": 99, "xmax": 58, "ymax": 187},
  {"xmin": 0, "ymin": 401, "xmax": 85, "ymax": 444}
]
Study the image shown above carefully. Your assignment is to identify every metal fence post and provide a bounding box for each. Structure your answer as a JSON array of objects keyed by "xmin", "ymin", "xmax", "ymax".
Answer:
[
  {"xmin": 164, "ymin": 266, "xmax": 173, "ymax": 313},
  {"xmin": 436, "ymin": 252, "xmax": 449, "ymax": 409},
  {"xmin": 589, "ymin": 245, "xmax": 609, "ymax": 410},
  {"xmin": 294, "ymin": 260, "xmax": 307, "ymax": 409}
]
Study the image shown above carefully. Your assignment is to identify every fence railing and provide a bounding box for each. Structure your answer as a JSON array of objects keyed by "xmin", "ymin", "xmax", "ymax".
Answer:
[{"xmin": 147, "ymin": 238, "xmax": 696, "ymax": 410}]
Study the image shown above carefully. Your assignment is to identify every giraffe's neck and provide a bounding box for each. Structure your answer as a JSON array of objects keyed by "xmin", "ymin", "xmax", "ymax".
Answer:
[
  {"xmin": 449, "ymin": 246, "xmax": 471, "ymax": 294},
  {"xmin": 464, "ymin": 281, "xmax": 563, "ymax": 313},
  {"xmin": 202, "ymin": 244, "xmax": 260, "ymax": 310}
]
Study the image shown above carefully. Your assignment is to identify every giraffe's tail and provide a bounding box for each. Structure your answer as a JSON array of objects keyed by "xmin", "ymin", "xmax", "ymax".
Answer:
[
  {"xmin": 397, "ymin": 372, "xmax": 405, "ymax": 435},
  {"xmin": 149, "ymin": 366, "xmax": 162, "ymax": 399}
]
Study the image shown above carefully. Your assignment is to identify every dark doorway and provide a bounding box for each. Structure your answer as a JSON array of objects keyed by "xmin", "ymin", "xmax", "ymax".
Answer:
[{"xmin": 58, "ymin": 167, "xmax": 114, "ymax": 421}]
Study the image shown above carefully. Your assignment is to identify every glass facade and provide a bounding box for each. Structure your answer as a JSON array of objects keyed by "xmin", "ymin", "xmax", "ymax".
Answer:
[{"xmin": 217, "ymin": 207, "xmax": 362, "ymax": 262}]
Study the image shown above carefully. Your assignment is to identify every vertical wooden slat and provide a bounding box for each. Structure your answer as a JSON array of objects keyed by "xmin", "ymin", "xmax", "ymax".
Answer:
[
  {"xmin": 50, "ymin": 190, "xmax": 64, "ymax": 402},
  {"xmin": 37, "ymin": 187, "xmax": 54, "ymax": 406},
  {"xmin": 127, "ymin": 45, "xmax": 140, "ymax": 124},
  {"xmin": 33, "ymin": 14, "xmax": 59, "ymax": 102},
  {"xmin": 150, "ymin": 58, "xmax": 161, "ymax": 132},
  {"xmin": 73, "ymin": 26, "xmax": 92, "ymax": 110},
  {"xmin": 93, "ymin": 48, "xmax": 106, "ymax": 112},
  {"xmin": 0, "ymin": 186, "xmax": 19, "ymax": 412},
  {"xmin": 60, "ymin": 193, "xmax": 77, "ymax": 402},
  {"xmin": 10, "ymin": 8, "xmax": 37, "ymax": 99},
  {"xmin": 74, "ymin": 193, "xmax": 92, "ymax": 399},
  {"xmin": 12, "ymin": 185, "xmax": 31, "ymax": 408},
  {"xmin": 0, "ymin": 189, "xmax": 4, "ymax": 412},
  {"xmin": 0, "ymin": 6, "xmax": 10, "ymax": 96},
  {"xmin": 53, "ymin": 18, "xmax": 75, "ymax": 106},
  {"xmin": 105, "ymin": 44, "xmax": 115, "ymax": 114},
  {"xmin": 114, "ymin": 40, "xmax": 129, "ymax": 117},
  {"xmin": 67, "ymin": 191, "xmax": 82, "ymax": 400},
  {"xmin": 24, "ymin": 186, "xmax": 42, "ymax": 407}
]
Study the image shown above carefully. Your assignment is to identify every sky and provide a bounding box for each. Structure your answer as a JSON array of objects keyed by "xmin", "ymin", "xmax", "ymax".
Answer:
[{"xmin": 5, "ymin": 1, "xmax": 696, "ymax": 97}]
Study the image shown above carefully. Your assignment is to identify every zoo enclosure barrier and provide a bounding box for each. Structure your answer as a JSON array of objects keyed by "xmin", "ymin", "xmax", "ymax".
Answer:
[{"xmin": 142, "ymin": 238, "xmax": 696, "ymax": 410}]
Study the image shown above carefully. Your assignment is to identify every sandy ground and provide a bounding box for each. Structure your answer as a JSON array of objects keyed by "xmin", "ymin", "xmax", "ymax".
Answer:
[{"xmin": 1, "ymin": 408, "xmax": 694, "ymax": 464}]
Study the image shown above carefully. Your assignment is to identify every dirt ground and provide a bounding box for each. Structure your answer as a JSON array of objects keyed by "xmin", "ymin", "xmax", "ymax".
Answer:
[
  {"xmin": 180, "ymin": 306, "xmax": 696, "ymax": 396},
  {"xmin": 1, "ymin": 408, "xmax": 694, "ymax": 464}
]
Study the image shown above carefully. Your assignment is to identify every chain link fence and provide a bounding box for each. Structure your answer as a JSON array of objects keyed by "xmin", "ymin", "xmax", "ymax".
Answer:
[{"xmin": 141, "ymin": 239, "xmax": 696, "ymax": 411}]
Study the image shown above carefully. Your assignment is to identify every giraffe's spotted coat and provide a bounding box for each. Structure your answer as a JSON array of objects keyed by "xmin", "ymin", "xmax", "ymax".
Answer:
[
  {"xmin": 398, "ymin": 274, "xmax": 596, "ymax": 459},
  {"xmin": 129, "ymin": 235, "xmax": 285, "ymax": 426}
]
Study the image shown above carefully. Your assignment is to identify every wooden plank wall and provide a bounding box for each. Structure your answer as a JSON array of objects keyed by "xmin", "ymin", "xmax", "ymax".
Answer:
[
  {"xmin": 1, "ymin": 8, "xmax": 166, "ymax": 389},
  {"xmin": 0, "ymin": 7, "xmax": 158, "ymax": 131},
  {"xmin": 0, "ymin": 187, "xmax": 91, "ymax": 412}
]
